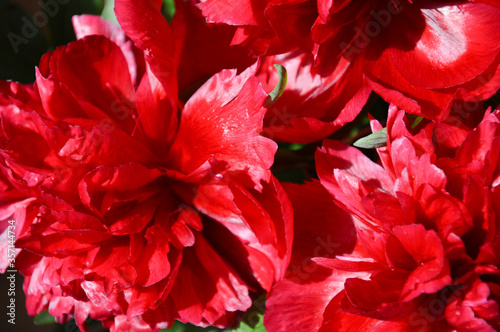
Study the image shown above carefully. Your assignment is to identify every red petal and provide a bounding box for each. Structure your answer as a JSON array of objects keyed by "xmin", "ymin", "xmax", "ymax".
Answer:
[
  {"xmin": 172, "ymin": 1, "xmax": 254, "ymax": 93},
  {"xmin": 265, "ymin": 274, "xmax": 346, "ymax": 332},
  {"xmin": 319, "ymin": 291, "xmax": 412, "ymax": 332},
  {"xmin": 168, "ymin": 66, "xmax": 276, "ymax": 189},
  {"xmin": 389, "ymin": 3, "xmax": 500, "ymax": 89},
  {"xmin": 200, "ymin": 0, "xmax": 262, "ymax": 26},
  {"xmin": 390, "ymin": 225, "xmax": 452, "ymax": 302},
  {"xmin": 72, "ymin": 15, "xmax": 139, "ymax": 86},
  {"xmin": 261, "ymin": 52, "xmax": 371, "ymax": 143},
  {"xmin": 169, "ymin": 235, "xmax": 252, "ymax": 326},
  {"xmin": 129, "ymin": 234, "xmax": 171, "ymax": 287},
  {"xmin": 89, "ymin": 239, "xmax": 137, "ymax": 288},
  {"xmin": 78, "ymin": 162, "xmax": 162, "ymax": 211},
  {"xmin": 316, "ymin": 139, "xmax": 394, "ymax": 223},
  {"xmin": 115, "ymin": 0, "xmax": 179, "ymax": 146},
  {"xmin": 193, "ymin": 177, "xmax": 292, "ymax": 289},
  {"xmin": 36, "ymin": 36, "xmax": 136, "ymax": 126},
  {"xmin": 265, "ymin": 1, "xmax": 317, "ymax": 52},
  {"xmin": 283, "ymin": 180, "xmax": 357, "ymax": 267}
]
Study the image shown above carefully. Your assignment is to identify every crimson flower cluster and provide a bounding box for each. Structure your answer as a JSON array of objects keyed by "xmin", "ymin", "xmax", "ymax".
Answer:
[{"xmin": 0, "ymin": 0, "xmax": 499, "ymax": 332}]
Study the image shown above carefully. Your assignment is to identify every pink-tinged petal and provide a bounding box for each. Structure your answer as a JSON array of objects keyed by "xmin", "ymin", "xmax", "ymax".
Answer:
[
  {"xmin": 193, "ymin": 183, "xmax": 253, "ymax": 241},
  {"xmin": 109, "ymin": 315, "xmax": 152, "ymax": 332},
  {"xmin": 0, "ymin": 197, "xmax": 36, "ymax": 272},
  {"xmin": 316, "ymin": 139, "xmax": 394, "ymax": 223},
  {"xmin": 318, "ymin": 0, "xmax": 351, "ymax": 19},
  {"xmin": 384, "ymin": 106, "xmax": 436, "ymax": 161},
  {"xmin": 115, "ymin": 0, "xmax": 178, "ymax": 146},
  {"xmin": 72, "ymin": 15, "xmax": 139, "ymax": 86},
  {"xmin": 393, "ymin": 144, "xmax": 448, "ymax": 198},
  {"xmin": 389, "ymin": 137, "xmax": 417, "ymax": 179},
  {"xmin": 72, "ymin": 14, "xmax": 124, "ymax": 42},
  {"xmin": 170, "ymin": 219, "xmax": 196, "ymax": 249},
  {"xmin": 389, "ymin": 3, "xmax": 500, "ymax": 89},
  {"xmin": 445, "ymin": 279, "xmax": 499, "ymax": 331},
  {"xmin": 60, "ymin": 249, "xmax": 99, "ymax": 285},
  {"xmin": 168, "ymin": 66, "xmax": 276, "ymax": 189}
]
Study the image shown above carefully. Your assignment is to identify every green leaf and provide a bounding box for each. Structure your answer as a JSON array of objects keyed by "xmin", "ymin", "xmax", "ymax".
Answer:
[
  {"xmin": 410, "ymin": 115, "xmax": 423, "ymax": 129},
  {"xmin": 289, "ymin": 143, "xmax": 305, "ymax": 151},
  {"xmin": 265, "ymin": 64, "xmax": 287, "ymax": 107},
  {"xmin": 162, "ymin": 0, "xmax": 176, "ymax": 23},
  {"xmin": 101, "ymin": 0, "xmax": 118, "ymax": 25},
  {"xmin": 232, "ymin": 313, "xmax": 266, "ymax": 332},
  {"xmin": 34, "ymin": 310, "xmax": 56, "ymax": 325},
  {"xmin": 353, "ymin": 127, "xmax": 387, "ymax": 149},
  {"xmin": 160, "ymin": 321, "xmax": 226, "ymax": 332}
]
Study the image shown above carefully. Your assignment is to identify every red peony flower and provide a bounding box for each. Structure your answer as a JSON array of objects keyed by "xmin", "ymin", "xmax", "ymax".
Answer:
[
  {"xmin": 199, "ymin": 0, "xmax": 500, "ymax": 120},
  {"xmin": 258, "ymin": 51, "xmax": 372, "ymax": 143},
  {"xmin": 265, "ymin": 104, "xmax": 500, "ymax": 331},
  {"xmin": 0, "ymin": 5, "xmax": 292, "ymax": 332}
]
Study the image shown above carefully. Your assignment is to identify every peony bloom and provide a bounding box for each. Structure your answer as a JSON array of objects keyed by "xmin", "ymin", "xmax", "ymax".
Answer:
[
  {"xmin": 265, "ymin": 104, "xmax": 500, "ymax": 331},
  {"xmin": 199, "ymin": 0, "xmax": 500, "ymax": 120},
  {"xmin": 0, "ymin": 4, "xmax": 292, "ymax": 332},
  {"xmin": 258, "ymin": 51, "xmax": 372, "ymax": 143}
]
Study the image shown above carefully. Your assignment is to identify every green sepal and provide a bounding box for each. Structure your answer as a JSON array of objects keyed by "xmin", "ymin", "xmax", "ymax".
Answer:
[
  {"xmin": 232, "ymin": 313, "xmax": 266, "ymax": 332},
  {"xmin": 264, "ymin": 64, "xmax": 287, "ymax": 107},
  {"xmin": 353, "ymin": 127, "xmax": 387, "ymax": 149},
  {"xmin": 34, "ymin": 310, "xmax": 56, "ymax": 325},
  {"xmin": 162, "ymin": 0, "xmax": 176, "ymax": 23}
]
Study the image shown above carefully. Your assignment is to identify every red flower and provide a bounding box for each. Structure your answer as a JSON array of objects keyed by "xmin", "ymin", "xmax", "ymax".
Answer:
[
  {"xmin": 258, "ymin": 51, "xmax": 372, "ymax": 143},
  {"xmin": 265, "ymin": 105, "xmax": 500, "ymax": 331},
  {"xmin": 171, "ymin": 1, "xmax": 255, "ymax": 95},
  {"xmin": 0, "ymin": 8, "xmax": 292, "ymax": 332},
  {"xmin": 199, "ymin": 0, "xmax": 500, "ymax": 120}
]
